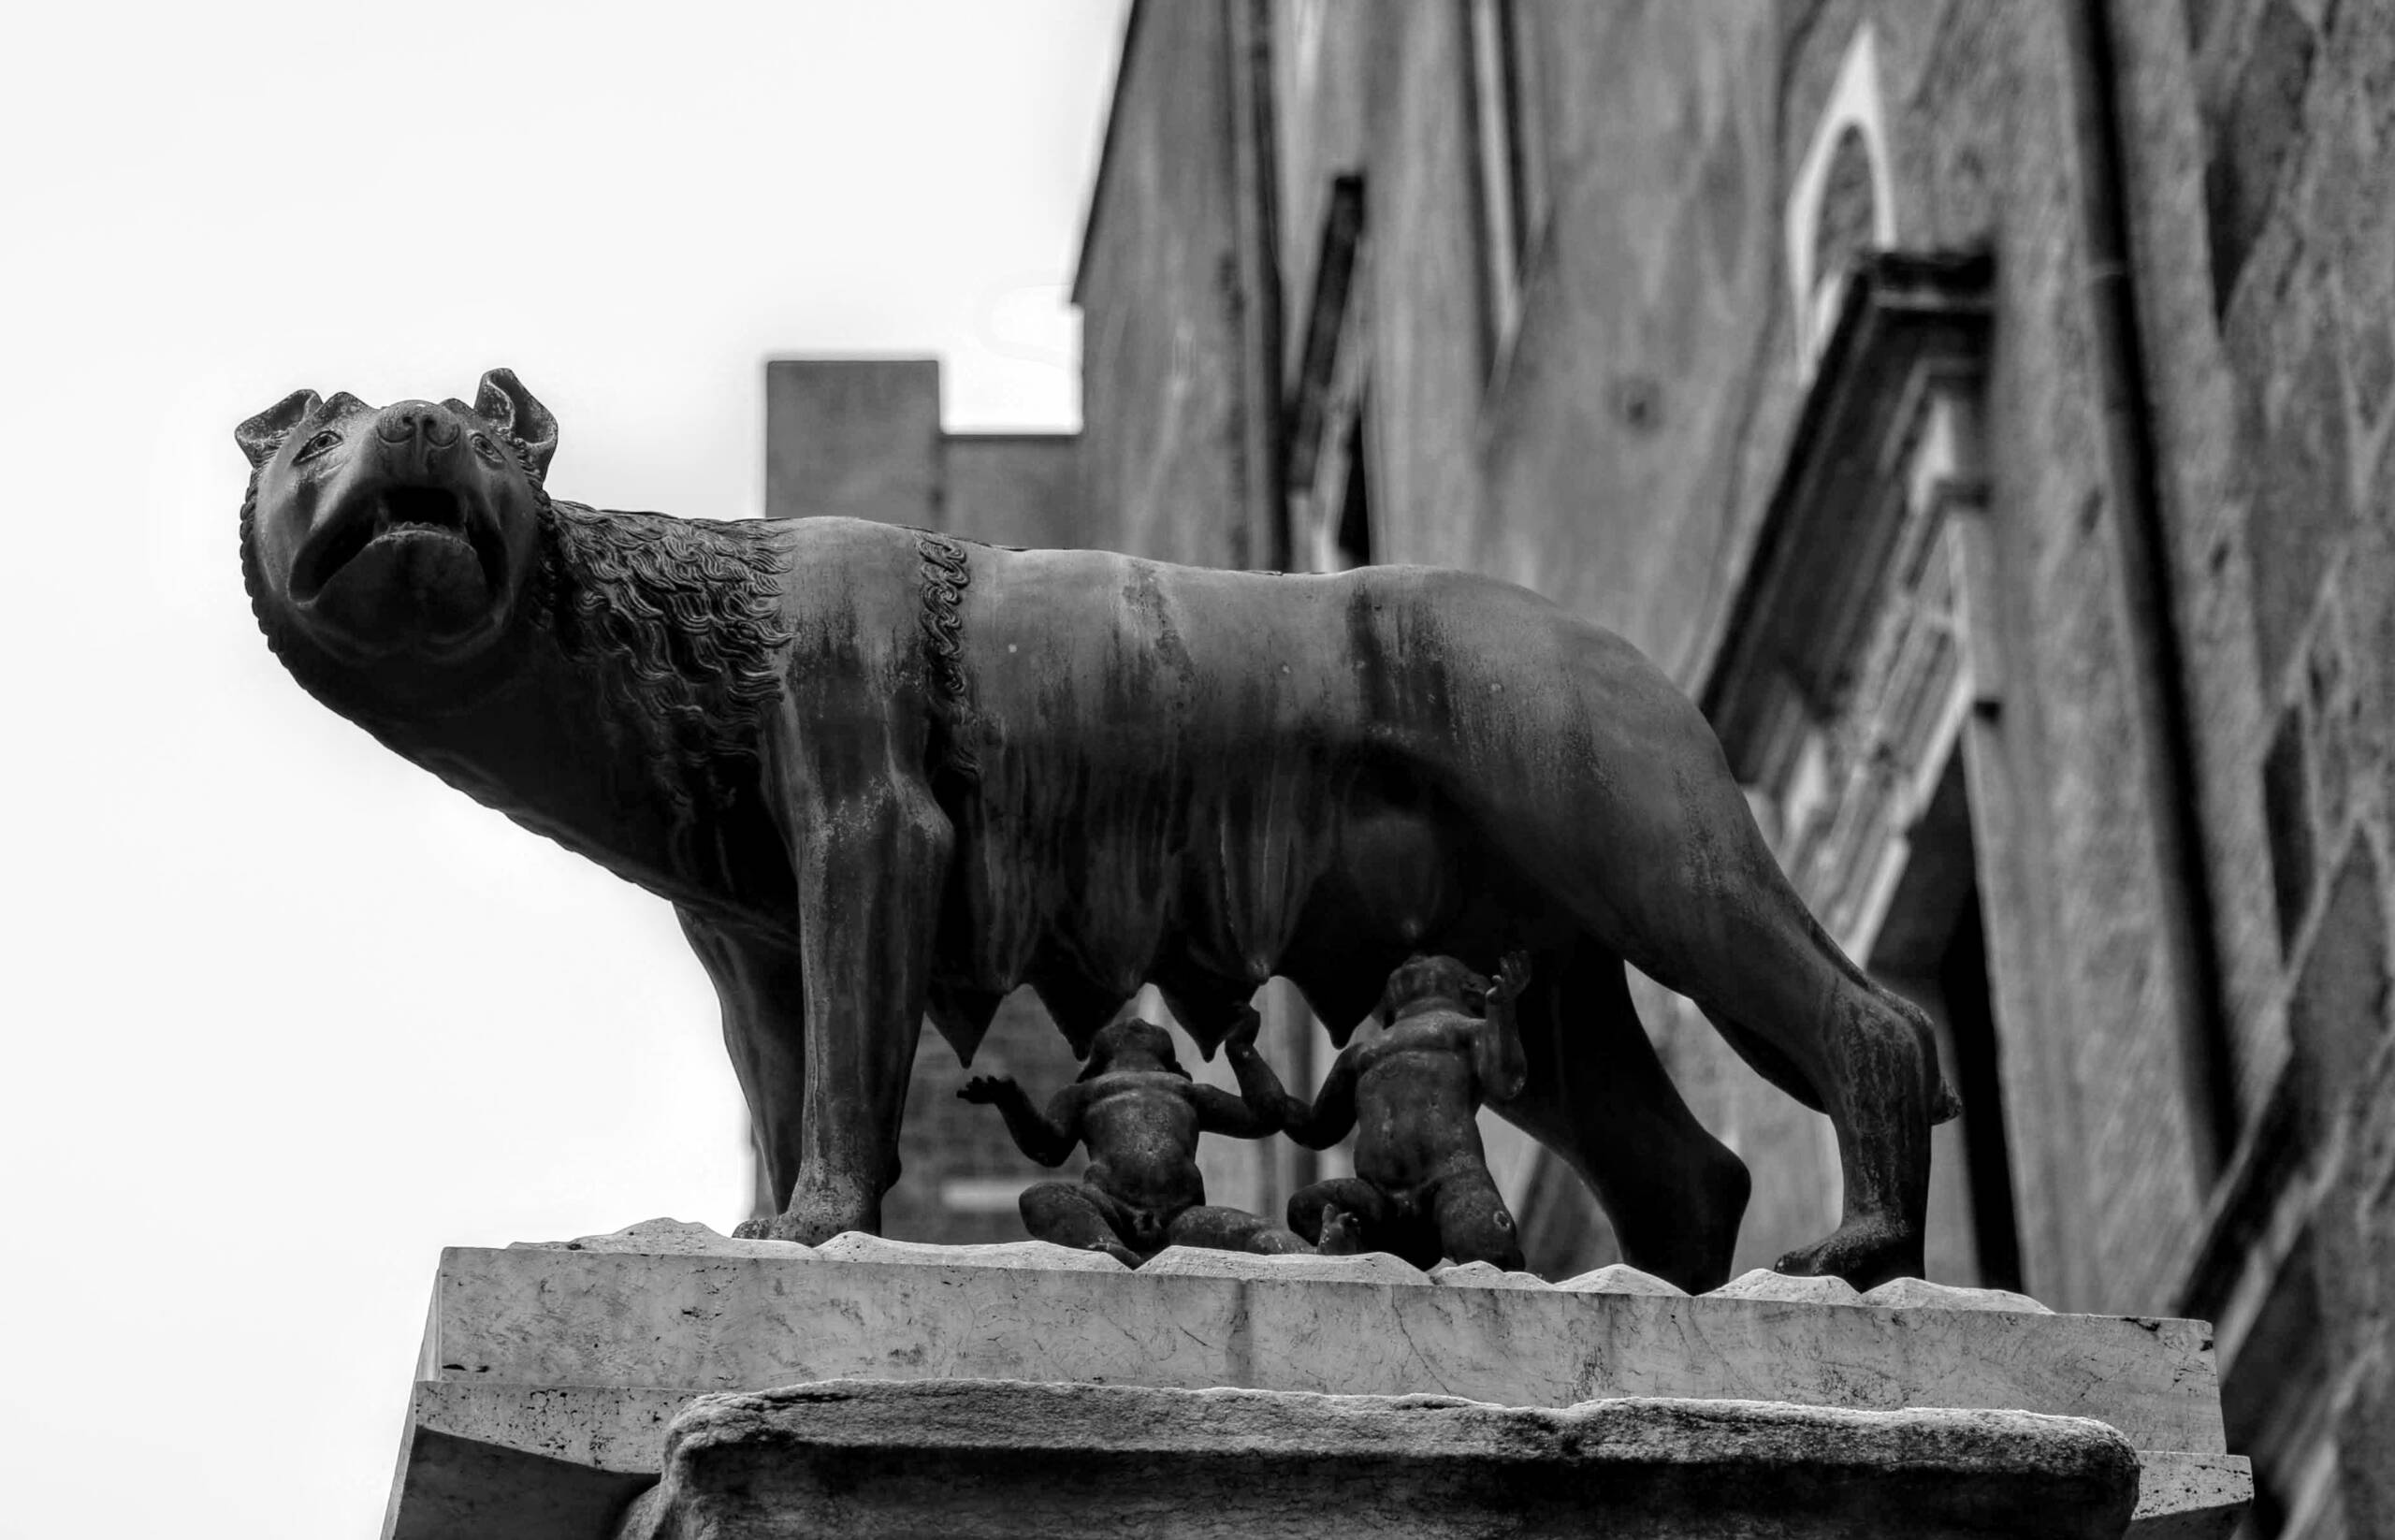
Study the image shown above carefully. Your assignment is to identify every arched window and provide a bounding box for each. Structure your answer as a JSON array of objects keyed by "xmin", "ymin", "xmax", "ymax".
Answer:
[
  {"xmin": 1785, "ymin": 25, "xmax": 1897, "ymax": 369},
  {"xmin": 1812, "ymin": 125, "xmax": 1880, "ymax": 288}
]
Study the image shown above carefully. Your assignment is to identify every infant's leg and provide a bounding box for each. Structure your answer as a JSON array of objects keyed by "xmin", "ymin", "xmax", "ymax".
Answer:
[
  {"xmin": 1165, "ymin": 1205, "xmax": 1311, "ymax": 1255},
  {"xmin": 1019, "ymin": 1180, "xmax": 1144, "ymax": 1268},
  {"xmin": 1287, "ymin": 1177, "xmax": 1392, "ymax": 1252},
  {"xmin": 1430, "ymin": 1167, "xmax": 1527, "ymax": 1271}
]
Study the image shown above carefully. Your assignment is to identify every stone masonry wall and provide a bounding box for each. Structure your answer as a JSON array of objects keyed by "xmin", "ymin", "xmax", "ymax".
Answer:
[
  {"xmin": 2106, "ymin": 0, "xmax": 2395, "ymax": 1530},
  {"xmin": 1073, "ymin": 1, "xmax": 1253, "ymax": 571}
]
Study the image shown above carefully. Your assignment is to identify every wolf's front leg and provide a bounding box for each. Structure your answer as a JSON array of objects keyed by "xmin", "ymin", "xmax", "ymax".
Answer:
[
  {"xmin": 678, "ymin": 908, "xmax": 810, "ymax": 1229},
  {"xmin": 761, "ymin": 782, "xmax": 953, "ymax": 1245}
]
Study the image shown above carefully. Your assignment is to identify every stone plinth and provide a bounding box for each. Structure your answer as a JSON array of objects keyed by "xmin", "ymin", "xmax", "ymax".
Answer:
[
  {"xmin": 382, "ymin": 1221, "xmax": 2250, "ymax": 1540},
  {"xmin": 616, "ymin": 1380, "xmax": 2140, "ymax": 1540}
]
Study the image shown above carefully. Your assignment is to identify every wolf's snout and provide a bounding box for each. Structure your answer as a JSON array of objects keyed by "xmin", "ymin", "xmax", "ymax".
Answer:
[{"xmin": 373, "ymin": 402, "xmax": 462, "ymax": 451}]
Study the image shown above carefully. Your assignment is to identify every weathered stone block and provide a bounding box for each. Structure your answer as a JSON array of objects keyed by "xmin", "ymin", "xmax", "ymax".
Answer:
[
  {"xmin": 511, "ymin": 1218, "xmax": 815, "ymax": 1260},
  {"xmin": 2125, "ymin": 1452, "xmax": 2268, "ymax": 1539},
  {"xmin": 2288, "ymin": 837, "xmax": 2388, "ymax": 1131},
  {"xmin": 614, "ymin": 1380, "xmax": 2142, "ymax": 1540},
  {"xmin": 2244, "ymin": 310, "xmax": 2353, "ymax": 689},
  {"xmin": 386, "ymin": 1231, "xmax": 2248, "ymax": 1539},
  {"xmin": 1557, "ymin": 1262, "xmax": 1686, "ymax": 1296},
  {"xmin": 1860, "ymin": 1275, "xmax": 2051, "ymax": 1314},
  {"xmin": 812, "ymin": 1230, "xmax": 1129, "ymax": 1272},
  {"xmin": 1709, "ymin": 1268, "xmax": 1863, "ymax": 1305},
  {"xmin": 1139, "ymin": 1244, "xmax": 1429, "ymax": 1286},
  {"xmin": 416, "ymin": 1242, "xmax": 2225, "ymax": 1445},
  {"xmin": 2206, "ymin": 0, "xmax": 2316, "ymax": 310},
  {"xmin": 1429, "ymin": 1258, "xmax": 1556, "ymax": 1289}
]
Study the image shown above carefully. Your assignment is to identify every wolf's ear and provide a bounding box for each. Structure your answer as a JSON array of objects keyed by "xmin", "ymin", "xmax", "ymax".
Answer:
[
  {"xmin": 236, "ymin": 389, "xmax": 322, "ymax": 470},
  {"xmin": 473, "ymin": 368, "xmax": 558, "ymax": 479}
]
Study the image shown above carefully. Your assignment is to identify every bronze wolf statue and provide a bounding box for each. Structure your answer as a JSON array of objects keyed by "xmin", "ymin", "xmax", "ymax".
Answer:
[{"xmin": 238, "ymin": 370, "xmax": 1955, "ymax": 1291}]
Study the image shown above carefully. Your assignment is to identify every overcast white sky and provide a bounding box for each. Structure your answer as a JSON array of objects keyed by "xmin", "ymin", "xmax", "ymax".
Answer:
[{"xmin": 0, "ymin": 4, "xmax": 1125, "ymax": 1533}]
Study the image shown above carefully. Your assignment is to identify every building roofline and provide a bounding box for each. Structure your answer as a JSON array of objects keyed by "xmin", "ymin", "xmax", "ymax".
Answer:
[
  {"xmin": 1069, "ymin": 0, "xmax": 1146, "ymax": 308},
  {"xmin": 945, "ymin": 429, "xmax": 1080, "ymax": 444}
]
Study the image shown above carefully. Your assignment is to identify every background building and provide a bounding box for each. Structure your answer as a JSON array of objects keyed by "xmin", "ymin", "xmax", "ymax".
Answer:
[{"xmin": 768, "ymin": 4, "xmax": 2393, "ymax": 1533}]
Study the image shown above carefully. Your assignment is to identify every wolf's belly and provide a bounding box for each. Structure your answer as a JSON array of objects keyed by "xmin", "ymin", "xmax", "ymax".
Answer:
[{"xmin": 936, "ymin": 745, "xmax": 1472, "ymax": 1043}]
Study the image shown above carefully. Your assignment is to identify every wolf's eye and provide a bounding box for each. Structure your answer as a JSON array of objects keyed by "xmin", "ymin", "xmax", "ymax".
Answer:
[
  {"xmin": 469, "ymin": 433, "xmax": 504, "ymax": 463},
  {"xmin": 293, "ymin": 429, "xmax": 342, "ymax": 463}
]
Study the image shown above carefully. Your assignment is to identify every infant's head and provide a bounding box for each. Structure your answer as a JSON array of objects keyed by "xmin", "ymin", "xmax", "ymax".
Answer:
[
  {"xmin": 1077, "ymin": 1017, "xmax": 1188, "ymax": 1081},
  {"xmin": 1374, "ymin": 953, "xmax": 1489, "ymax": 1025}
]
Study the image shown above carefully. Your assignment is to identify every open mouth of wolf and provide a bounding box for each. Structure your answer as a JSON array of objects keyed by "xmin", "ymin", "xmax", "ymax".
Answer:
[{"xmin": 290, "ymin": 484, "xmax": 507, "ymax": 609}]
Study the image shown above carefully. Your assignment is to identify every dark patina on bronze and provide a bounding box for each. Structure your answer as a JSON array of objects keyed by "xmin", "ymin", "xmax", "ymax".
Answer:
[
  {"xmin": 960, "ymin": 1005, "xmax": 1306, "ymax": 1266},
  {"xmin": 239, "ymin": 370, "xmax": 1956, "ymax": 1290},
  {"xmin": 1282, "ymin": 953, "xmax": 1531, "ymax": 1271},
  {"xmin": 914, "ymin": 529, "xmax": 979, "ymax": 779}
]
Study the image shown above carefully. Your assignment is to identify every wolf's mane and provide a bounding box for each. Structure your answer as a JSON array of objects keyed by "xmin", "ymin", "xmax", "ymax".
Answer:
[{"xmin": 537, "ymin": 498, "xmax": 794, "ymax": 823}]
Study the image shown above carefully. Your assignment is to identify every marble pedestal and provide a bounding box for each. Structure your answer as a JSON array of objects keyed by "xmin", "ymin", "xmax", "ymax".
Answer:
[{"xmin": 381, "ymin": 1221, "xmax": 2249, "ymax": 1540}]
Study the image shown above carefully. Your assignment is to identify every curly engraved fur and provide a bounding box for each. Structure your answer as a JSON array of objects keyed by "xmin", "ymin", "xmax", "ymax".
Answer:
[
  {"xmin": 913, "ymin": 530, "xmax": 978, "ymax": 777},
  {"xmin": 538, "ymin": 500, "xmax": 792, "ymax": 813}
]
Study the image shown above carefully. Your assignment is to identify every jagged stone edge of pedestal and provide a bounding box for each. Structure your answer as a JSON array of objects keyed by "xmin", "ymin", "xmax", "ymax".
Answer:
[
  {"xmin": 814, "ymin": 1231, "xmax": 1130, "ymax": 1272},
  {"xmin": 508, "ymin": 1217, "xmax": 815, "ymax": 1259},
  {"xmin": 1430, "ymin": 1260, "xmax": 1559, "ymax": 1290},
  {"xmin": 1553, "ymin": 1263, "xmax": 1687, "ymax": 1296},
  {"xmin": 1706, "ymin": 1269, "xmax": 1866, "ymax": 1304},
  {"xmin": 506, "ymin": 1221, "xmax": 1133, "ymax": 1272},
  {"xmin": 1701, "ymin": 1268, "xmax": 2054, "ymax": 1314},
  {"xmin": 1139, "ymin": 1246, "xmax": 1430, "ymax": 1286},
  {"xmin": 504, "ymin": 1224, "xmax": 2051, "ymax": 1312},
  {"xmin": 1858, "ymin": 1276, "xmax": 2052, "ymax": 1314}
]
